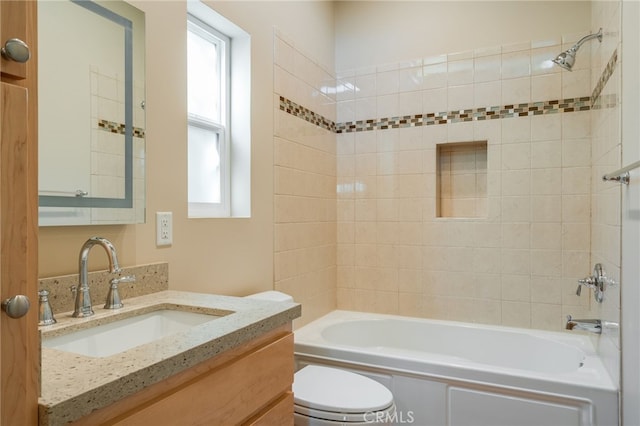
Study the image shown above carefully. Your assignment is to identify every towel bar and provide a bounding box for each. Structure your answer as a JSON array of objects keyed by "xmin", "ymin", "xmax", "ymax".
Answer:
[{"xmin": 602, "ymin": 160, "xmax": 640, "ymax": 184}]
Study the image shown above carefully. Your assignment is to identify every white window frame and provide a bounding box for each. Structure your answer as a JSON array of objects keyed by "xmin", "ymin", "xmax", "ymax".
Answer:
[
  {"xmin": 187, "ymin": 2, "xmax": 251, "ymax": 219},
  {"xmin": 187, "ymin": 15, "xmax": 231, "ymax": 218}
]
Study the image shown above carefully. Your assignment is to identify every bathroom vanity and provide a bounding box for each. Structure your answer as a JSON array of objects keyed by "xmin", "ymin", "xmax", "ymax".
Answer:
[{"xmin": 38, "ymin": 291, "xmax": 300, "ymax": 425}]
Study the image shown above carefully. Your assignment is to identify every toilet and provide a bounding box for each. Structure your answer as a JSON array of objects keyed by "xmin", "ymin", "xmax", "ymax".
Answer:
[
  {"xmin": 245, "ymin": 291, "xmax": 397, "ymax": 425},
  {"xmin": 293, "ymin": 365, "xmax": 396, "ymax": 425}
]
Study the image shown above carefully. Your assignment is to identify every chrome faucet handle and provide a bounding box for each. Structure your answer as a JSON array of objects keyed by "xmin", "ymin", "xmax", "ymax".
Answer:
[
  {"xmin": 38, "ymin": 290, "xmax": 56, "ymax": 326},
  {"xmin": 576, "ymin": 276, "xmax": 596, "ymax": 296},
  {"xmin": 113, "ymin": 275, "xmax": 136, "ymax": 284},
  {"xmin": 576, "ymin": 264, "xmax": 606, "ymax": 302},
  {"xmin": 104, "ymin": 275, "xmax": 136, "ymax": 309},
  {"xmin": 577, "ymin": 276, "xmax": 596, "ymax": 285}
]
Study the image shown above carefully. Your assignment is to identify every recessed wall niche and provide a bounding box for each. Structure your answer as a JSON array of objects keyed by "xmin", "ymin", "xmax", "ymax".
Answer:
[{"xmin": 436, "ymin": 141, "xmax": 488, "ymax": 218}]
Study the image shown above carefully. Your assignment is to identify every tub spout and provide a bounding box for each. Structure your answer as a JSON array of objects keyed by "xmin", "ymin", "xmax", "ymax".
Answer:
[{"xmin": 565, "ymin": 315, "xmax": 602, "ymax": 334}]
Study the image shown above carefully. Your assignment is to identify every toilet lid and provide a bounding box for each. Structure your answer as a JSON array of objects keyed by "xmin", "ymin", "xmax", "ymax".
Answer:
[{"xmin": 293, "ymin": 365, "xmax": 394, "ymax": 413}]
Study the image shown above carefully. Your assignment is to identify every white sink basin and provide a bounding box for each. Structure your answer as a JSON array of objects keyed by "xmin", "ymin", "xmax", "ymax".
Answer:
[{"xmin": 42, "ymin": 309, "xmax": 221, "ymax": 358}]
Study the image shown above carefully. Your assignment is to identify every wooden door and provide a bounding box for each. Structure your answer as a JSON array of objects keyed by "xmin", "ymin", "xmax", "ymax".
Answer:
[{"xmin": 0, "ymin": 1, "xmax": 39, "ymax": 425}]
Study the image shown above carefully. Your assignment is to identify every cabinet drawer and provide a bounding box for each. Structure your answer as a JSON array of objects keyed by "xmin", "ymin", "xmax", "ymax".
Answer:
[
  {"xmin": 244, "ymin": 392, "xmax": 293, "ymax": 426},
  {"xmin": 114, "ymin": 333, "xmax": 293, "ymax": 425}
]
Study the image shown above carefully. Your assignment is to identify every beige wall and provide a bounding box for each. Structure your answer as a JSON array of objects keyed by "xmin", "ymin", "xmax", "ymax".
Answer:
[
  {"xmin": 39, "ymin": 1, "xmax": 335, "ymax": 298},
  {"xmin": 335, "ymin": 1, "xmax": 592, "ymax": 72}
]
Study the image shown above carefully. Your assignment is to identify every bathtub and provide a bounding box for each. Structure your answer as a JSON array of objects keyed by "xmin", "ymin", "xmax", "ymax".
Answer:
[{"xmin": 294, "ymin": 310, "xmax": 618, "ymax": 426}]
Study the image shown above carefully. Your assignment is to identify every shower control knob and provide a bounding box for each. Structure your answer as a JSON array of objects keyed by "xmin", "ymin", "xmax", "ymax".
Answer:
[{"xmin": 1, "ymin": 38, "xmax": 30, "ymax": 63}]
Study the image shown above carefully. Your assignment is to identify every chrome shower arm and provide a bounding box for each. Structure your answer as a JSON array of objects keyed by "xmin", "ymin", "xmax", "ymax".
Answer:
[{"xmin": 571, "ymin": 28, "xmax": 603, "ymax": 52}]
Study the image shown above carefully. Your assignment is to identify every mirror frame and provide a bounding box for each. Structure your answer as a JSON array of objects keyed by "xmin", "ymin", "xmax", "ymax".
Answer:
[{"xmin": 38, "ymin": 0, "xmax": 134, "ymax": 209}]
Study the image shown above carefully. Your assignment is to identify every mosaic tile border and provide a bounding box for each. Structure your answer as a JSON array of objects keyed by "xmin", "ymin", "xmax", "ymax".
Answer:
[
  {"xmin": 98, "ymin": 119, "xmax": 146, "ymax": 138},
  {"xmin": 591, "ymin": 49, "xmax": 618, "ymax": 109},
  {"xmin": 278, "ymin": 95, "xmax": 591, "ymax": 135},
  {"xmin": 279, "ymin": 96, "xmax": 336, "ymax": 133},
  {"xmin": 336, "ymin": 98, "xmax": 591, "ymax": 133}
]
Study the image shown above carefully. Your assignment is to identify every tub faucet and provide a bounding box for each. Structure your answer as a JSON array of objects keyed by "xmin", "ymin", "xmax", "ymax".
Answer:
[
  {"xmin": 72, "ymin": 237, "xmax": 122, "ymax": 318},
  {"xmin": 565, "ymin": 315, "xmax": 602, "ymax": 334}
]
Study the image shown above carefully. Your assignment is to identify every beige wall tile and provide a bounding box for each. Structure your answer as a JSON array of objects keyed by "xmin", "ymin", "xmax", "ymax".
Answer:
[
  {"xmin": 531, "ymin": 223, "xmax": 562, "ymax": 249},
  {"xmin": 531, "ymin": 168, "xmax": 562, "ymax": 195},
  {"xmin": 530, "ymin": 249, "xmax": 563, "ymax": 277},
  {"xmin": 531, "ymin": 140, "xmax": 562, "ymax": 169},
  {"xmin": 562, "ymin": 138, "xmax": 591, "ymax": 167},
  {"xmin": 562, "ymin": 167, "xmax": 591, "ymax": 194},
  {"xmin": 502, "ymin": 301, "xmax": 531, "ymax": 328},
  {"xmin": 531, "ymin": 303, "xmax": 562, "ymax": 330},
  {"xmin": 531, "ymin": 195, "xmax": 561, "ymax": 222},
  {"xmin": 502, "ymin": 196, "xmax": 532, "ymax": 222},
  {"xmin": 530, "ymin": 277, "xmax": 562, "ymax": 304},
  {"xmin": 502, "ymin": 223, "xmax": 531, "ymax": 249},
  {"xmin": 501, "ymin": 143, "xmax": 531, "ymax": 170}
]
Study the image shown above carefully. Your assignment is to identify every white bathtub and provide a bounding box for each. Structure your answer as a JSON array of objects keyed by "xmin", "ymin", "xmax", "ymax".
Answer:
[{"xmin": 294, "ymin": 310, "xmax": 618, "ymax": 426}]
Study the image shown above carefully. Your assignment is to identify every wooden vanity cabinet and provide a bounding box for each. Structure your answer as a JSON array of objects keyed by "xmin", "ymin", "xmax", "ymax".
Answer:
[{"xmin": 73, "ymin": 325, "xmax": 294, "ymax": 426}]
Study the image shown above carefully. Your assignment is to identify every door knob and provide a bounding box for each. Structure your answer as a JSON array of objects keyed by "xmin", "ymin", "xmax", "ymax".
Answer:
[
  {"xmin": 1, "ymin": 38, "xmax": 30, "ymax": 63},
  {"xmin": 2, "ymin": 295, "xmax": 30, "ymax": 318}
]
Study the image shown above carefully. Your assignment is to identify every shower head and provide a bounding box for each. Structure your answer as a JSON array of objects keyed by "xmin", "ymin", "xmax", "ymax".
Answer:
[
  {"xmin": 552, "ymin": 28, "xmax": 603, "ymax": 71},
  {"xmin": 552, "ymin": 49, "xmax": 576, "ymax": 71}
]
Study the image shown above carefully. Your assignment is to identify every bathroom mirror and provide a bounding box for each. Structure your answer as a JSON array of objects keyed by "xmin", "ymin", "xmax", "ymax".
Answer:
[{"xmin": 38, "ymin": 0, "xmax": 145, "ymax": 226}]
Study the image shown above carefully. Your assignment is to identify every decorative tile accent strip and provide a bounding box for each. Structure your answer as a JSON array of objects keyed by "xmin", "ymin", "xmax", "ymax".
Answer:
[
  {"xmin": 98, "ymin": 119, "xmax": 146, "ymax": 138},
  {"xmin": 278, "ymin": 95, "xmax": 593, "ymax": 134},
  {"xmin": 592, "ymin": 49, "xmax": 618, "ymax": 106},
  {"xmin": 592, "ymin": 93, "xmax": 619, "ymax": 111},
  {"xmin": 336, "ymin": 98, "xmax": 591, "ymax": 133},
  {"xmin": 279, "ymin": 96, "xmax": 336, "ymax": 133}
]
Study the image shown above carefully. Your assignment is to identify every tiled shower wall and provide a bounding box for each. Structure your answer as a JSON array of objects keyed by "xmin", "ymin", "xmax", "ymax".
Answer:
[
  {"xmin": 272, "ymin": 28, "xmax": 620, "ymax": 333},
  {"xmin": 335, "ymin": 36, "xmax": 596, "ymax": 330},
  {"xmin": 273, "ymin": 31, "xmax": 337, "ymax": 326}
]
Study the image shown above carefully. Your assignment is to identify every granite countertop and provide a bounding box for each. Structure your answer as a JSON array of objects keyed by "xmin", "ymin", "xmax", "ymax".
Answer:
[{"xmin": 38, "ymin": 290, "xmax": 301, "ymax": 425}]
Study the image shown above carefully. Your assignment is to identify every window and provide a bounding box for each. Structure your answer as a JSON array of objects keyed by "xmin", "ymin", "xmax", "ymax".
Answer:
[
  {"xmin": 186, "ymin": 4, "xmax": 251, "ymax": 218},
  {"xmin": 187, "ymin": 16, "xmax": 230, "ymax": 217}
]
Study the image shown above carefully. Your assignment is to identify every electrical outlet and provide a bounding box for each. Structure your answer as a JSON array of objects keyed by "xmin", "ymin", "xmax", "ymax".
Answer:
[{"xmin": 156, "ymin": 212, "xmax": 173, "ymax": 246}]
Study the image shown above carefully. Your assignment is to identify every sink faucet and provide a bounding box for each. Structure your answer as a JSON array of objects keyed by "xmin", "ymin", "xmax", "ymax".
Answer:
[
  {"xmin": 72, "ymin": 237, "xmax": 122, "ymax": 318},
  {"xmin": 565, "ymin": 315, "xmax": 602, "ymax": 334}
]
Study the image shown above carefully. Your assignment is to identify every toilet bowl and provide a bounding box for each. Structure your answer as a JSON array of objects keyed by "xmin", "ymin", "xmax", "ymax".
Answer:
[
  {"xmin": 293, "ymin": 365, "xmax": 396, "ymax": 426},
  {"xmin": 244, "ymin": 292, "xmax": 396, "ymax": 425}
]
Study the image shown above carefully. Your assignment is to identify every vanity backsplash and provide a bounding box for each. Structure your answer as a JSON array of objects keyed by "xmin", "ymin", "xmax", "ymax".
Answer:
[{"xmin": 39, "ymin": 262, "xmax": 169, "ymax": 315}]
